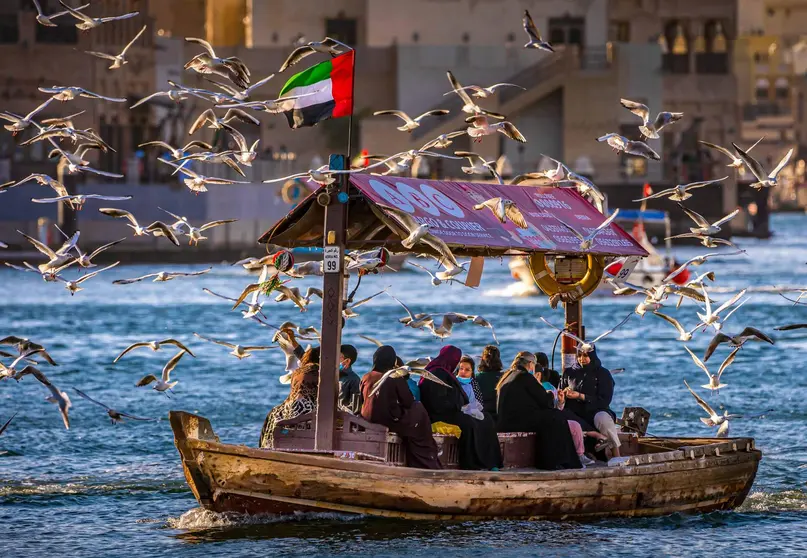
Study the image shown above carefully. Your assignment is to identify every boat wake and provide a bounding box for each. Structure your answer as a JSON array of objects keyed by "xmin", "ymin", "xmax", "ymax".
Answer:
[
  {"xmin": 739, "ymin": 489, "xmax": 807, "ymax": 512},
  {"xmin": 166, "ymin": 507, "xmax": 362, "ymax": 530}
]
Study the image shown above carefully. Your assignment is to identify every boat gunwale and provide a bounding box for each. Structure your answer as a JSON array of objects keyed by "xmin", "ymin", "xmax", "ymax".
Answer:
[{"xmin": 182, "ymin": 437, "xmax": 761, "ymax": 482}]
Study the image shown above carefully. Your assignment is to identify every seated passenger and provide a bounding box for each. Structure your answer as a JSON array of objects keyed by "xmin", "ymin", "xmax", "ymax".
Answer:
[
  {"xmin": 496, "ymin": 351, "xmax": 582, "ymax": 470},
  {"xmin": 338, "ymin": 344, "xmax": 361, "ymax": 414},
  {"xmin": 420, "ymin": 346, "xmax": 503, "ymax": 471},
  {"xmin": 360, "ymin": 346, "xmax": 441, "ymax": 469},
  {"xmin": 535, "ymin": 351, "xmax": 560, "ymax": 388},
  {"xmin": 560, "ymin": 346, "xmax": 622, "ymax": 457},
  {"xmin": 455, "ymin": 355, "xmax": 484, "ymax": 407},
  {"xmin": 259, "ymin": 347, "xmax": 320, "ymax": 448},
  {"xmin": 475, "ymin": 345, "xmax": 503, "ymax": 419}
]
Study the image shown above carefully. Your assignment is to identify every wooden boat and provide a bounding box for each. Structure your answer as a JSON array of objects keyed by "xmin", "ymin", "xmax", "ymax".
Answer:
[
  {"xmin": 171, "ymin": 168, "xmax": 762, "ymax": 520},
  {"xmin": 170, "ymin": 410, "xmax": 760, "ymax": 520}
]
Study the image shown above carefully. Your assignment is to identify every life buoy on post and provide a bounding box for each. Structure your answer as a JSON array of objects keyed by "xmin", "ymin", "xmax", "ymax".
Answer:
[
  {"xmin": 527, "ymin": 253, "xmax": 606, "ymax": 299},
  {"xmin": 281, "ymin": 179, "xmax": 305, "ymax": 205}
]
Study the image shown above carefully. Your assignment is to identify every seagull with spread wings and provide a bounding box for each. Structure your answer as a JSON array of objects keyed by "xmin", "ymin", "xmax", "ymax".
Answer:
[
  {"xmin": 135, "ymin": 350, "xmax": 188, "ymax": 395},
  {"xmin": 619, "ymin": 99, "xmax": 684, "ymax": 139},
  {"xmin": 72, "ymin": 388, "xmax": 156, "ymax": 424},
  {"xmin": 113, "ymin": 339, "xmax": 195, "ymax": 364},
  {"xmin": 58, "ymin": 0, "xmax": 138, "ymax": 31},
  {"xmin": 279, "ymin": 36, "xmax": 351, "ymax": 73},
  {"xmin": 633, "ymin": 177, "xmax": 727, "ymax": 202},
  {"xmin": 550, "ymin": 209, "xmax": 620, "ymax": 251},
  {"xmin": 597, "ymin": 133, "xmax": 661, "ymax": 160},
  {"xmin": 112, "ymin": 268, "xmax": 212, "ymax": 285},
  {"xmin": 184, "ymin": 37, "xmax": 251, "ymax": 89},
  {"xmin": 0, "ymin": 97, "xmax": 54, "ymax": 134},
  {"xmin": 373, "ymin": 109, "xmax": 449, "ymax": 132},
  {"xmin": 700, "ymin": 138, "xmax": 764, "ymax": 169},
  {"xmin": 732, "ymin": 143, "xmax": 793, "ymax": 189},
  {"xmin": 540, "ymin": 313, "xmax": 633, "ymax": 354},
  {"xmin": 84, "ymin": 24, "xmax": 147, "ymax": 69},
  {"xmin": 193, "ymin": 333, "xmax": 276, "ymax": 360},
  {"xmin": 473, "ymin": 197, "xmax": 528, "ymax": 228},
  {"xmin": 522, "ymin": 9, "xmax": 554, "ymax": 52}
]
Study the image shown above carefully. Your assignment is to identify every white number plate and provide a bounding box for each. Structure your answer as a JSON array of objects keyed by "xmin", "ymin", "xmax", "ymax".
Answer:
[
  {"xmin": 323, "ymin": 246, "xmax": 340, "ymax": 274},
  {"xmin": 614, "ymin": 256, "xmax": 641, "ymax": 281}
]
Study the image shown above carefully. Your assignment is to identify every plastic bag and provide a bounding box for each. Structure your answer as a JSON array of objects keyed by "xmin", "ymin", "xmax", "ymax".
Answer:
[{"xmin": 461, "ymin": 400, "xmax": 484, "ymax": 421}]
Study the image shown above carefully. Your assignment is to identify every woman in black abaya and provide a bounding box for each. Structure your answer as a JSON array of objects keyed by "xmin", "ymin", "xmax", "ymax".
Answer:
[{"xmin": 419, "ymin": 345, "xmax": 502, "ymax": 471}]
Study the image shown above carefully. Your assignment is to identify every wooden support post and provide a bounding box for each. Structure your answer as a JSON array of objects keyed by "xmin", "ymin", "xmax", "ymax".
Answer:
[
  {"xmin": 562, "ymin": 300, "xmax": 583, "ymax": 371},
  {"xmin": 315, "ymin": 154, "xmax": 348, "ymax": 451}
]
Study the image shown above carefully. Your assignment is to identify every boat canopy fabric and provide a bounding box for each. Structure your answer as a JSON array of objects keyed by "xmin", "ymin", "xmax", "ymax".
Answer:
[{"xmin": 259, "ymin": 175, "xmax": 649, "ymax": 258}]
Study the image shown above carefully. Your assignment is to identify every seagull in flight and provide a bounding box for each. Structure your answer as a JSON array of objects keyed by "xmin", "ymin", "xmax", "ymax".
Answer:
[
  {"xmin": 540, "ymin": 313, "xmax": 633, "ymax": 354},
  {"xmin": 619, "ymin": 99, "xmax": 684, "ymax": 139},
  {"xmin": 113, "ymin": 339, "xmax": 195, "ymax": 364},
  {"xmin": 732, "ymin": 143, "xmax": 793, "ymax": 189},
  {"xmin": 550, "ymin": 209, "xmax": 620, "ymax": 251},
  {"xmin": 193, "ymin": 333, "xmax": 276, "ymax": 360},
  {"xmin": 58, "ymin": 0, "xmax": 138, "ymax": 31},
  {"xmin": 678, "ymin": 203, "xmax": 740, "ymax": 236},
  {"xmin": 279, "ymin": 36, "xmax": 351, "ymax": 73},
  {"xmin": 597, "ymin": 133, "xmax": 661, "ymax": 160},
  {"xmin": 633, "ymin": 177, "xmax": 727, "ymax": 202},
  {"xmin": 113, "ymin": 268, "xmax": 212, "ymax": 285},
  {"xmin": 700, "ymin": 138, "xmax": 764, "ymax": 169},
  {"xmin": 84, "ymin": 25, "xmax": 147, "ymax": 69},
  {"xmin": 0, "ymin": 97, "xmax": 54, "ymax": 134},
  {"xmin": 373, "ymin": 109, "xmax": 449, "ymax": 132},
  {"xmin": 72, "ymin": 388, "xmax": 156, "ymax": 424},
  {"xmin": 135, "ymin": 350, "xmax": 188, "ymax": 394},
  {"xmin": 522, "ymin": 9, "xmax": 554, "ymax": 52},
  {"xmin": 32, "ymin": 0, "xmax": 89, "ymax": 27}
]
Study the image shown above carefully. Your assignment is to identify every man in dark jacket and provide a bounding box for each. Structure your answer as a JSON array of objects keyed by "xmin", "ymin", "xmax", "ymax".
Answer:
[
  {"xmin": 339, "ymin": 344, "xmax": 362, "ymax": 414},
  {"xmin": 535, "ymin": 352, "xmax": 560, "ymax": 388}
]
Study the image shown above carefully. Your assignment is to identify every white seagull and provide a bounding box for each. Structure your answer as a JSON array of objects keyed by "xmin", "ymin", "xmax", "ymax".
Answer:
[
  {"xmin": 619, "ymin": 99, "xmax": 684, "ymax": 139},
  {"xmin": 633, "ymin": 177, "xmax": 728, "ymax": 202},
  {"xmin": 135, "ymin": 350, "xmax": 188, "ymax": 394},
  {"xmin": 373, "ymin": 109, "xmax": 449, "ymax": 133},
  {"xmin": 84, "ymin": 25, "xmax": 147, "ymax": 69},
  {"xmin": 551, "ymin": 209, "xmax": 620, "ymax": 251},
  {"xmin": 113, "ymin": 268, "xmax": 212, "ymax": 285},
  {"xmin": 58, "ymin": 0, "xmax": 138, "ymax": 31},
  {"xmin": 539, "ymin": 313, "xmax": 633, "ymax": 354},
  {"xmin": 522, "ymin": 9, "xmax": 554, "ymax": 52},
  {"xmin": 732, "ymin": 143, "xmax": 793, "ymax": 189},
  {"xmin": 597, "ymin": 133, "xmax": 661, "ymax": 161},
  {"xmin": 0, "ymin": 97, "xmax": 54, "ymax": 134},
  {"xmin": 193, "ymin": 333, "xmax": 276, "ymax": 360}
]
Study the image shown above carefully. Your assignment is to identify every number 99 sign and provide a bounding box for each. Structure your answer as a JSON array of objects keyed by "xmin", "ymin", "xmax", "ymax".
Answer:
[{"xmin": 324, "ymin": 246, "xmax": 341, "ymax": 273}]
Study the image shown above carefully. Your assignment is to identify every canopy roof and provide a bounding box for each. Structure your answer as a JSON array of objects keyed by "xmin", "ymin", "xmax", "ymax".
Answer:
[{"xmin": 259, "ymin": 175, "xmax": 649, "ymax": 258}]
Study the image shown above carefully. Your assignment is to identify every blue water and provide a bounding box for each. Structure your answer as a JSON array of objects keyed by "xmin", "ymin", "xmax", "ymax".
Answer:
[{"xmin": 2, "ymin": 213, "xmax": 807, "ymax": 557}]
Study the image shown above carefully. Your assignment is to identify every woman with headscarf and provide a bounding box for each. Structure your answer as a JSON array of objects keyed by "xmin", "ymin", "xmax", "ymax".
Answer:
[
  {"xmin": 456, "ymin": 356, "xmax": 484, "ymax": 405},
  {"xmin": 497, "ymin": 351, "xmax": 582, "ymax": 470},
  {"xmin": 259, "ymin": 347, "xmax": 321, "ymax": 448},
  {"xmin": 475, "ymin": 345, "xmax": 503, "ymax": 418},
  {"xmin": 419, "ymin": 345, "xmax": 502, "ymax": 470},
  {"xmin": 360, "ymin": 346, "xmax": 441, "ymax": 469},
  {"xmin": 560, "ymin": 346, "xmax": 621, "ymax": 457}
]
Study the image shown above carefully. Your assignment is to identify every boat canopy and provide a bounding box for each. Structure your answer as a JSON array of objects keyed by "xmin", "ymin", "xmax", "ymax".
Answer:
[{"xmin": 259, "ymin": 175, "xmax": 649, "ymax": 258}]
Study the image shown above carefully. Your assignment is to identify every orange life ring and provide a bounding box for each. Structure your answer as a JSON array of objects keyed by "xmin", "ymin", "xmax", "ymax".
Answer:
[
  {"xmin": 528, "ymin": 253, "xmax": 606, "ymax": 298},
  {"xmin": 281, "ymin": 179, "xmax": 305, "ymax": 205}
]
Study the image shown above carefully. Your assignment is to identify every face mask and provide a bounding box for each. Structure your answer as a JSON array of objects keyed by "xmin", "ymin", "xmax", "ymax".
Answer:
[
  {"xmin": 457, "ymin": 376, "xmax": 473, "ymax": 385},
  {"xmin": 339, "ymin": 362, "xmax": 345, "ymax": 371}
]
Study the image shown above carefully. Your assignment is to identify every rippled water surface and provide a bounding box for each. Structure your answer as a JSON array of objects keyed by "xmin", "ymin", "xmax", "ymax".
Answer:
[{"xmin": 2, "ymin": 213, "xmax": 807, "ymax": 557}]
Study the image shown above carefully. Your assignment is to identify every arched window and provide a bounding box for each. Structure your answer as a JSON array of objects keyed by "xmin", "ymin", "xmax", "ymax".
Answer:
[
  {"xmin": 755, "ymin": 77, "xmax": 770, "ymax": 100},
  {"xmin": 698, "ymin": 20, "xmax": 729, "ymax": 73},
  {"xmin": 663, "ymin": 21, "xmax": 690, "ymax": 73},
  {"xmin": 775, "ymin": 76, "xmax": 790, "ymax": 100}
]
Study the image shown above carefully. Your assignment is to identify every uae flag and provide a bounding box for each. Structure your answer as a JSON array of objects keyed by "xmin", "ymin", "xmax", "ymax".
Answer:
[{"xmin": 279, "ymin": 50, "xmax": 354, "ymax": 129}]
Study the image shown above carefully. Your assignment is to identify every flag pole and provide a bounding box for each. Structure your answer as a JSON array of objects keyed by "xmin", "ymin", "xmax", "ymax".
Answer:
[{"xmin": 345, "ymin": 48, "xmax": 356, "ymax": 166}]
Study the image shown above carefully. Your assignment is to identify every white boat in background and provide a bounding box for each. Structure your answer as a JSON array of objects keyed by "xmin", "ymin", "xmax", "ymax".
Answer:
[{"xmin": 500, "ymin": 209, "xmax": 685, "ymax": 297}]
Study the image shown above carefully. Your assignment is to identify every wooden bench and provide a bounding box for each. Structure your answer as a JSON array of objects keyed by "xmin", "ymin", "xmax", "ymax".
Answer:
[
  {"xmin": 273, "ymin": 411, "xmax": 390, "ymax": 458},
  {"xmin": 273, "ymin": 414, "xmax": 537, "ymax": 469}
]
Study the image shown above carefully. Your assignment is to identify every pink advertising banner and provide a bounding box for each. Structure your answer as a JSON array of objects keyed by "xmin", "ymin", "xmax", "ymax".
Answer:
[{"xmin": 349, "ymin": 174, "xmax": 648, "ymax": 257}]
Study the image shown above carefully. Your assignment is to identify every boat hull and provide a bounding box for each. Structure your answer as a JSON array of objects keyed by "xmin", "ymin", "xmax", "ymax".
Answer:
[{"xmin": 171, "ymin": 412, "xmax": 761, "ymax": 521}]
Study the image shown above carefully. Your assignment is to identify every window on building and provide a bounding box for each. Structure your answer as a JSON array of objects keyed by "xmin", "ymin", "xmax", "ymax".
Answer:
[
  {"xmin": 0, "ymin": 13, "xmax": 19, "ymax": 44},
  {"xmin": 548, "ymin": 16, "xmax": 585, "ymax": 47},
  {"xmin": 609, "ymin": 20, "xmax": 630, "ymax": 43},
  {"xmin": 36, "ymin": 24, "xmax": 78, "ymax": 44},
  {"xmin": 775, "ymin": 77, "xmax": 790, "ymax": 100},
  {"xmin": 662, "ymin": 20, "xmax": 690, "ymax": 73},
  {"xmin": 755, "ymin": 77, "xmax": 770, "ymax": 100},
  {"xmin": 696, "ymin": 20, "xmax": 729, "ymax": 73},
  {"xmin": 325, "ymin": 16, "xmax": 357, "ymax": 46}
]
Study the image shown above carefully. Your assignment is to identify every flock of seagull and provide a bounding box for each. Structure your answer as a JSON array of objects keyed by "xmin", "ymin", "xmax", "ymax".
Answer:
[{"xmin": 0, "ymin": 5, "xmax": 800, "ymax": 440}]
